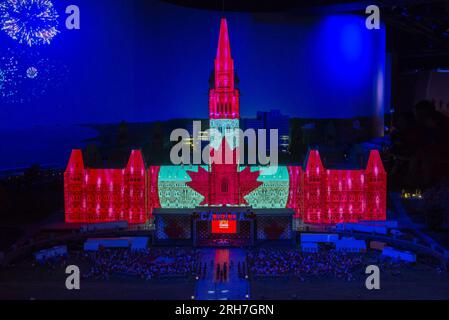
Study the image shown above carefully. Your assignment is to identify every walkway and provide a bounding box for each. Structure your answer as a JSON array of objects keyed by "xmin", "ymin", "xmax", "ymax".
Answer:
[{"xmin": 195, "ymin": 248, "xmax": 250, "ymax": 300}]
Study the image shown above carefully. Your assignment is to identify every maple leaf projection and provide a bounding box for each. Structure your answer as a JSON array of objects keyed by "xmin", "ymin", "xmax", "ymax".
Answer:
[{"xmin": 186, "ymin": 138, "xmax": 263, "ymax": 206}]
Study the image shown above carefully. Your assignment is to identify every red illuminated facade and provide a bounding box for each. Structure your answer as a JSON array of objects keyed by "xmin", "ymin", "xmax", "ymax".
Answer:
[
  {"xmin": 288, "ymin": 150, "xmax": 386, "ymax": 224},
  {"xmin": 64, "ymin": 18, "xmax": 387, "ymax": 225},
  {"xmin": 64, "ymin": 150, "xmax": 156, "ymax": 224}
]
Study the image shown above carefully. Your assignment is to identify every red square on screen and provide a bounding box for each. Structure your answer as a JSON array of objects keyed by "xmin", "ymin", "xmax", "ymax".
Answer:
[{"xmin": 211, "ymin": 220, "xmax": 236, "ymax": 234}]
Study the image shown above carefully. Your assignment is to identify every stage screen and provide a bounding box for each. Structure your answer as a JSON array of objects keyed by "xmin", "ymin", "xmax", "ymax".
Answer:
[{"xmin": 211, "ymin": 220, "xmax": 237, "ymax": 234}]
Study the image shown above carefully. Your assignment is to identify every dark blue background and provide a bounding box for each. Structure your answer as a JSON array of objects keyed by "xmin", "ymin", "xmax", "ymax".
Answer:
[{"xmin": 0, "ymin": 0, "xmax": 387, "ymax": 129}]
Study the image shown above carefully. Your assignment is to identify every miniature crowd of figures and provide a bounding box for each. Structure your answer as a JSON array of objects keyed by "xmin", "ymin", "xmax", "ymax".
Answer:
[
  {"xmin": 246, "ymin": 248, "xmax": 447, "ymax": 281},
  {"xmin": 32, "ymin": 246, "xmax": 446, "ymax": 284},
  {"xmin": 75, "ymin": 248, "xmax": 198, "ymax": 280},
  {"xmin": 247, "ymin": 248, "xmax": 365, "ymax": 282}
]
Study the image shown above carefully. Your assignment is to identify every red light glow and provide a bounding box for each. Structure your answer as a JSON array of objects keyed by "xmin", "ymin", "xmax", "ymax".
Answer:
[
  {"xmin": 212, "ymin": 220, "xmax": 237, "ymax": 234},
  {"xmin": 287, "ymin": 150, "xmax": 386, "ymax": 224}
]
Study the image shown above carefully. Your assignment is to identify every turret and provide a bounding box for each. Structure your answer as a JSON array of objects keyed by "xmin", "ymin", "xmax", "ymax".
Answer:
[
  {"xmin": 365, "ymin": 150, "xmax": 387, "ymax": 220},
  {"xmin": 302, "ymin": 150, "xmax": 325, "ymax": 223},
  {"xmin": 304, "ymin": 150, "xmax": 324, "ymax": 178},
  {"xmin": 125, "ymin": 150, "xmax": 147, "ymax": 223},
  {"xmin": 64, "ymin": 150, "xmax": 85, "ymax": 222}
]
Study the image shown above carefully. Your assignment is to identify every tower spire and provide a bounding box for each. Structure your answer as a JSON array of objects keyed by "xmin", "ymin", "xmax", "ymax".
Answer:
[
  {"xmin": 217, "ymin": 18, "xmax": 231, "ymax": 60},
  {"xmin": 210, "ymin": 18, "xmax": 239, "ymax": 121},
  {"xmin": 209, "ymin": 18, "xmax": 240, "ymax": 149}
]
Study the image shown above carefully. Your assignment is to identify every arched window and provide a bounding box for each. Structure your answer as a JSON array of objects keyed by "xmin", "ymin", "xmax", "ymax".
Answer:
[{"xmin": 221, "ymin": 179, "xmax": 229, "ymax": 193}]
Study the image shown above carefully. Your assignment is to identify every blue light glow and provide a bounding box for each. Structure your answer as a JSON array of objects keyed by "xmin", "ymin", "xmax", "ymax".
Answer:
[{"xmin": 0, "ymin": 1, "xmax": 388, "ymax": 130}]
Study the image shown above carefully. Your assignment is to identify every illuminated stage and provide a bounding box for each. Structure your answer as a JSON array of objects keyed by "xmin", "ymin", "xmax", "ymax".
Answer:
[
  {"xmin": 195, "ymin": 248, "xmax": 250, "ymax": 300},
  {"xmin": 153, "ymin": 207, "xmax": 294, "ymax": 247}
]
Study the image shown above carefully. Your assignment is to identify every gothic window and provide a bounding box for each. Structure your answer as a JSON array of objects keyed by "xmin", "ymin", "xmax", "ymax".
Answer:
[{"xmin": 221, "ymin": 179, "xmax": 229, "ymax": 193}]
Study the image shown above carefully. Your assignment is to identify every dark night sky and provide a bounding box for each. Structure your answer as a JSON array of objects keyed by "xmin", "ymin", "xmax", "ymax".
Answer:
[{"xmin": 0, "ymin": 0, "xmax": 387, "ymax": 129}]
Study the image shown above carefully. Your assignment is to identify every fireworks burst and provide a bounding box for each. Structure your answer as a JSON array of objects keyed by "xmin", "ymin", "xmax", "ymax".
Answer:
[
  {"xmin": 0, "ymin": 47, "xmax": 69, "ymax": 104},
  {"xmin": 26, "ymin": 66, "xmax": 37, "ymax": 78},
  {"xmin": 0, "ymin": 52, "xmax": 19, "ymax": 99},
  {"xmin": 0, "ymin": 69, "xmax": 5, "ymax": 89},
  {"xmin": 0, "ymin": 0, "xmax": 60, "ymax": 46}
]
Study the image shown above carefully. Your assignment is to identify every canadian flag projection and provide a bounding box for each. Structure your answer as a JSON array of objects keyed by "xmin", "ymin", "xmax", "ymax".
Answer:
[{"xmin": 64, "ymin": 18, "xmax": 386, "ymax": 225}]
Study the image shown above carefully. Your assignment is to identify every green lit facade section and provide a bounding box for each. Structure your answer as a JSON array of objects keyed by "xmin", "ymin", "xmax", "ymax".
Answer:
[
  {"xmin": 158, "ymin": 165, "xmax": 290, "ymax": 209},
  {"xmin": 158, "ymin": 166, "xmax": 205, "ymax": 208},
  {"xmin": 244, "ymin": 166, "xmax": 290, "ymax": 208}
]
